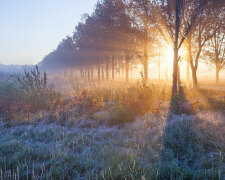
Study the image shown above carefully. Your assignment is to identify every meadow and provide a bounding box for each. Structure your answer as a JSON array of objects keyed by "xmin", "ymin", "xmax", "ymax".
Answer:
[{"xmin": 0, "ymin": 68, "xmax": 225, "ymax": 180}]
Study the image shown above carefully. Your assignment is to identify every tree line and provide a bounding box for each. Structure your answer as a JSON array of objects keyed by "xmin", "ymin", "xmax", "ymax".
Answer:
[{"xmin": 40, "ymin": 0, "xmax": 225, "ymax": 96}]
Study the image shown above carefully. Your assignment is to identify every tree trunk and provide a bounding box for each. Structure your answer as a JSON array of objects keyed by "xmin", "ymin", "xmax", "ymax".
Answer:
[
  {"xmin": 112, "ymin": 57, "xmax": 115, "ymax": 80},
  {"xmin": 178, "ymin": 65, "xmax": 181, "ymax": 84},
  {"xmin": 158, "ymin": 62, "xmax": 161, "ymax": 80},
  {"xmin": 192, "ymin": 68, "xmax": 198, "ymax": 89},
  {"xmin": 84, "ymin": 68, "xmax": 88, "ymax": 79},
  {"xmin": 158, "ymin": 50, "xmax": 161, "ymax": 80},
  {"xmin": 118, "ymin": 60, "xmax": 122, "ymax": 78},
  {"xmin": 172, "ymin": 46, "xmax": 178, "ymax": 97},
  {"xmin": 106, "ymin": 60, "xmax": 109, "ymax": 80},
  {"xmin": 98, "ymin": 66, "xmax": 100, "ymax": 80},
  {"xmin": 80, "ymin": 69, "xmax": 82, "ymax": 78},
  {"xmin": 216, "ymin": 67, "xmax": 220, "ymax": 84},
  {"xmin": 88, "ymin": 68, "xmax": 90, "ymax": 81},
  {"xmin": 91, "ymin": 66, "xmax": 93, "ymax": 80},
  {"xmin": 186, "ymin": 48, "xmax": 190, "ymax": 82},
  {"xmin": 125, "ymin": 60, "xmax": 129, "ymax": 82},
  {"xmin": 121, "ymin": 61, "xmax": 125, "ymax": 79},
  {"xmin": 187, "ymin": 36, "xmax": 198, "ymax": 90},
  {"xmin": 101, "ymin": 65, "xmax": 104, "ymax": 80},
  {"xmin": 82, "ymin": 69, "xmax": 84, "ymax": 78},
  {"xmin": 130, "ymin": 65, "xmax": 133, "ymax": 80},
  {"xmin": 144, "ymin": 43, "xmax": 148, "ymax": 82},
  {"xmin": 144, "ymin": 60, "xmax": 148, "ymax": 81}
]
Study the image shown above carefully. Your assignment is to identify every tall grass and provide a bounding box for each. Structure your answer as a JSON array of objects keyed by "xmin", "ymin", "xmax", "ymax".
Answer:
[
  {"xmin": 0, "ymin": 71, "xmax": 225, "ymax": 179},
  {"xmin": 0, "ymin": 67, "xmax": 61, "ymax": 121}
]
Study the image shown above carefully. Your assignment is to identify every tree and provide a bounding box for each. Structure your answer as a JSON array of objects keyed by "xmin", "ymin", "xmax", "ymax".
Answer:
[
  {"xmin": 94, "ymin": 0, "xmax": 135, "ymax": 81},
  {"xmin": 205, "ymin": 26, "xmax": 225, "ymax": 84},
  {"xmin": 150, "ymin": 0, "xmax": 212, "ymax": 96},
  {"xmin": 39, "ymin": 0, "xmax": 223, "ymax": 91},
  {"xmin": 127, "ymin": 0, "xmax": 156, "ymax": 82},
  {"xmin": 186, "ymin": 1, "xmax": 223, "ymax": 88},
  {"xmin": 40, "ymin": 36, "xmax": 76, "ymax": 71}
]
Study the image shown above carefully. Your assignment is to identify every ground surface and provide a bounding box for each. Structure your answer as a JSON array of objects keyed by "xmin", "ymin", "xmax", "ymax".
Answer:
[
  {"xmin": 1, "ymin": 72, "xmax": 225, "ymax": 179},
  {"xmin": 0, "ymin": 107, "xmax": 225, "ymax": 179}
]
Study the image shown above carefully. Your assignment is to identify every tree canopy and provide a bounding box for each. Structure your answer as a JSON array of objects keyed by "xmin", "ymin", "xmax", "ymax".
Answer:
[{"xmin": 40, "ymin": 0, "xmax": 225, "ymax": 90}]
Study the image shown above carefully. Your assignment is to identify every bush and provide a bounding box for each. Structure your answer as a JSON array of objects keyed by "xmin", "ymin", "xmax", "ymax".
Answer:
[
  {"xmin": 106, "ymin": 80, "xmax": 164, "ymax": 125},
  {"xmin": 107, "ymin": 103, "xmax": 135, "ymax": 126},
  {"xmin": 48, "ymin": 89, "xmax": 105, "ymax": 125},
  {"xmin": 18, "ymin": 66, "xmax": 62, "ymax": 113},
  {"xmin": 0, "ymin": 67, "xmax": 62, "ymax": 120}
]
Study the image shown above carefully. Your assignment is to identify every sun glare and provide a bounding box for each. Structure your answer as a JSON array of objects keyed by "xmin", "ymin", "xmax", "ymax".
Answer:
[
  {"xmin": 137, "ymin": 64, "xmax": 142, "ymax": 70},
  {"xmin": 162, "ymin": 47, "xmax": 187, "ymax": 66},
  {"xmin": 162, "ymin": 47, "xmax": 174, "ymax": 65}
]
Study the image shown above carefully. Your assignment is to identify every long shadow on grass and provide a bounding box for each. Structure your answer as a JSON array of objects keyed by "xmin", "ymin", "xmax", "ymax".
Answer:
[
  {"xmin": 157, "ymin": 74, "xmax": 225, "ymax": 179},
  {"xmin": 197, "ymin": 89, "xmax": 225, "ymax": 112}
]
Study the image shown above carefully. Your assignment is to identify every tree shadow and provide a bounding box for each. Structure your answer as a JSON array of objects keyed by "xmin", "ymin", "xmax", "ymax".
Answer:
[
  {"xmin": 157, "ymin": 71, "xmax": 225, "ymax": 179},
  {"xmin": 196, "ymin": 89, "xmax": 225, "ymax": 112},
  {"xmin": 167, "ymin": 66, "xmax": 194, "ymax": 116}
]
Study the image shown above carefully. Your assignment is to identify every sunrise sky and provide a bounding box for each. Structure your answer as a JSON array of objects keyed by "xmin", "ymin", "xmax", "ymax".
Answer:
[{"xmin": 0, "ymin": 0, "xmax": 97, "ymax": 65}]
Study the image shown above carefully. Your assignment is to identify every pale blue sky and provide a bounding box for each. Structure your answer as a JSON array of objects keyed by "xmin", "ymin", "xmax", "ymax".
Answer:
[{"xmin": 0, "ymin": 0, "xmax": 97, "ymax": 65}]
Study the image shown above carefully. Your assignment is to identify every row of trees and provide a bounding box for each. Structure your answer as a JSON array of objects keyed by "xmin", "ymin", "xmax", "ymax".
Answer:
[{"xmin": 41, "ymin": 0, "xmax": 225, "ymax": 96}]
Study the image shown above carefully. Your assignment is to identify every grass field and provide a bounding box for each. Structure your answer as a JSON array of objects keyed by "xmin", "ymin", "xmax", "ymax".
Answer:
[{"xmin": 0, "ymin": 70, "xmax": 225, "ymax": 179}]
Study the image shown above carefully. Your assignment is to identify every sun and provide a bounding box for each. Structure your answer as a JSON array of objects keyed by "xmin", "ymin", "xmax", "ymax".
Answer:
[
  {"xmin": 162, "ymin": 47, "xmax": 174, "ymax": 66},
  {"xmin": 161, "ymin": 47, "xmax": 186, "ymax": 65}
]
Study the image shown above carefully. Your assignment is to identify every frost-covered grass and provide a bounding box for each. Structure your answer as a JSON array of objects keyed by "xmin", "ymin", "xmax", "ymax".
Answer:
[
  {"xmin": 0, "ymin": 109, "xmax": 225, "ymax": 179},
  {"xmin": 1, "ymin": 71, "xmax": 225, "ymax": 179}
]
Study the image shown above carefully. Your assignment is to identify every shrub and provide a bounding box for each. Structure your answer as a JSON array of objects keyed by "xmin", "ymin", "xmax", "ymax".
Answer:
[
  {"xmin": 48, "ymin": 89, "xmax": 104, "ymax": 124},
  {"xmin": 0, "ymin": 100, "xmax": 31, "ymax": 120},
  {"xmin": 107, "ymin": 103, "xmax": 135, "ymax": 126},
  {"xmin": 18, "ymin": 66, "xmax": 62, "ymax": 113},
  {"xmin": 106, "ymin": 80, "xmax": 164, "ymax": 125}
]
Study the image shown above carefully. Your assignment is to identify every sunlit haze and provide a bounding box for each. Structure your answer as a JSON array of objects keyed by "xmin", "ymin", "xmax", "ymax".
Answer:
[
  {"xmin": 0, "ymin": 1, "xmax": 225, "ymax": 178},
  {"xmin": 0, "ymin": 0, "xmax": 97, "ymax": 65}
]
